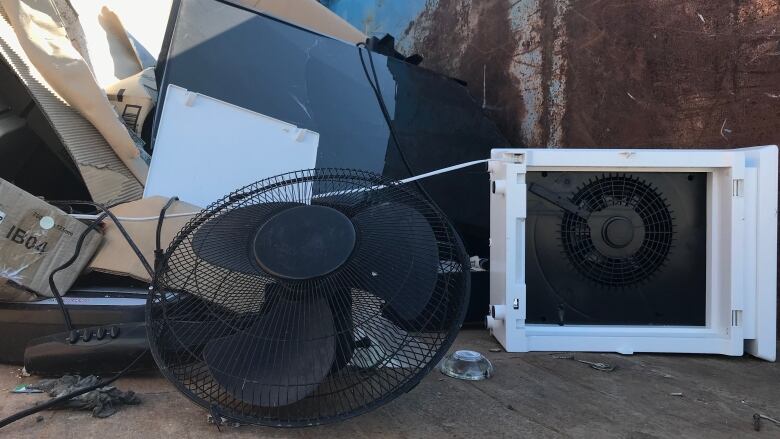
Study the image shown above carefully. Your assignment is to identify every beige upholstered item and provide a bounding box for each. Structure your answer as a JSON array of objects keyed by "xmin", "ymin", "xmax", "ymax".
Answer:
[
  {"xmin": 0, "ymin": 0, "xmax": 148, "ymax": 184},
  {"xmin": 0, "ymin": 1, "xmax": 144, "ymax": 205}
]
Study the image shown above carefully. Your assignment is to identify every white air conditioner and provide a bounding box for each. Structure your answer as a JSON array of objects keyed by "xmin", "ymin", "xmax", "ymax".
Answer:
[{"xmin": 487, "ymin": 146, "xmax": 778, "ymax": 361}]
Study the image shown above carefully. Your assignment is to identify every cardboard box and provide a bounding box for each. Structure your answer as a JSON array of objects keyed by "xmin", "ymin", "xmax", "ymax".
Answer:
[
  {"xmin": 0, "ymin": 179, "xmax": 102, "ymax": 300},
  {"xmin": 89, "ymin": 196, "xmax": 200, "ymax": 282}
]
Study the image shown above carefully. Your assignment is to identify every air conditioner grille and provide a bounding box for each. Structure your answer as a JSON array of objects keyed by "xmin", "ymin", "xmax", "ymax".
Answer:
[{"xmin": 561, "ymin": 174, "xmax": 674, "ymax": 287}]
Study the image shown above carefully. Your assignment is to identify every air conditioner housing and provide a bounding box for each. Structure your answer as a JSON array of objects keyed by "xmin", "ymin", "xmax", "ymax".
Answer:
[{"xmin": 487, "ymin": 146, "xmax": 777, "ymax": 361}]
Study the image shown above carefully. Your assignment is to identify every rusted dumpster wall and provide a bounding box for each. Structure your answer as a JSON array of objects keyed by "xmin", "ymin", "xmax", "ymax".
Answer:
[
  {"xmin": 563, "ymin": 1, "xmax": 780, "ymax": 149},
  {"xmin": 322, "ymin": 0, "xmax": 780, "ymax": 149}
]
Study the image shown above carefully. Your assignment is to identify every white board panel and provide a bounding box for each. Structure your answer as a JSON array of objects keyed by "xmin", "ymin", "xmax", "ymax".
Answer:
[{"xmin": 145, "ymin": 84, "xmax": 319, "ymax": 207}]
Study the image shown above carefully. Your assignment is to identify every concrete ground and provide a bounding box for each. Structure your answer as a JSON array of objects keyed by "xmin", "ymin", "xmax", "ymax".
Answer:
[{"xmin": 0, "ymin": 330, "xmax": 778, "ymax": 438}]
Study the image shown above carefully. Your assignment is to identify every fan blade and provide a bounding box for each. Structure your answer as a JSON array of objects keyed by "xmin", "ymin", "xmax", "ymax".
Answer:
[
  {"xmin": 528, "ymin": 182, "xmax": 591, "ymax": 220},
  {"xmin": 350, "ymin": 202, "xmax": 439, "ymax": 321},
  {"xmin": 191, "ymin": 202, "xmax": 300, "ymax": 274},
  {"xmin": 202, "ymin": 293, "xmax": 336, "ymax": 407}
]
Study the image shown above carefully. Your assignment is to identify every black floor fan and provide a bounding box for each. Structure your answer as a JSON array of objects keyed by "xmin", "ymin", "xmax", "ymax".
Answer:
[{"xmin": 147, "ymin": 169, "xmax": 470, "ymax": 426}]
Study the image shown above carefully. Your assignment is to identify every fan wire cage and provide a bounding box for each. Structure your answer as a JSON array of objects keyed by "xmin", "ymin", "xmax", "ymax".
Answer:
[
  {"xmin": 560, "ymin": 173, "xmax": 675, "ymax": 287},
  {"xmin": 147, "ymin": 168, "xmax": 470, "ymax": 426}
]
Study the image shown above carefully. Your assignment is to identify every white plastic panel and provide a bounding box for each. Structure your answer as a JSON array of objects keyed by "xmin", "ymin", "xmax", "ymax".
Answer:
[
  {"xmin": 488, "ymin": 151, "xmax": 528, "ymax": 351},
  {"xmin": 743, "ymin": 146, "xmax": 778, "ymax": 361},
  {"xmin": 742, "ymin": 167, "xmax": 758, "ymax": 340},
  {"xmin": 145, "ymin": 84, "xmax": 320, "ymax": 207},
  {"xmin": 488, "ymin": 146, "xmax": 778, "ymax": 360}
]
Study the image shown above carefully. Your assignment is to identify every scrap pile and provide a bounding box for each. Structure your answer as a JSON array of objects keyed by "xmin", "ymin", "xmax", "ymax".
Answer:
[
  {"xmin": 0, "ymin": 0, "xmax": 501, "ymax": 429},
  {"xmin": 0, "ymin": 0, "xmax": 776, "ymax": 432}
]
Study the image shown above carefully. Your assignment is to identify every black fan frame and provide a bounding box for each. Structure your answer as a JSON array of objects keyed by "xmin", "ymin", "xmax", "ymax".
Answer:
[{"xmin": 146, "ymin": 168, "xmax": 470, "ymax": 427}]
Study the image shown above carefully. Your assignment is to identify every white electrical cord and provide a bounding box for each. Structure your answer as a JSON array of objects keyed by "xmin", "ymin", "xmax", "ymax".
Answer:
[
  {"xmin": 398, "ymin": 159, "xmax": 493, "ymax": 184},
  {"xmin": 68, "ymin": 211, "xmax": 200, "ymax": 222},
  {"xmin": 68, "ymin": 158, "xmax": 503, "ymax": 222}
]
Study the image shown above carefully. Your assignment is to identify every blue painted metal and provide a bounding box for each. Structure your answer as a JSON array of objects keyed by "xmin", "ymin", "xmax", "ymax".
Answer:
[{"xmin": 319, "ymin": 0, "xmax": 429, "ymax": 42}]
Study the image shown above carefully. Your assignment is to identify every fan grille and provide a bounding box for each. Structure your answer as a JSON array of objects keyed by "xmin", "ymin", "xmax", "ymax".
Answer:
[
  {"xmin": 147, "ymin": 169, "xmax": 469, "ymax": 426},
  {"xmin": 561, "ymin": 174, "xmax": 674, "ymax": 287}
]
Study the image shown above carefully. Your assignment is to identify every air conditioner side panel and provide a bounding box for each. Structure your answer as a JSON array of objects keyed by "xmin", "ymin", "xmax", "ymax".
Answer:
[
  {"xmin": 488, "ymin": 153, "xmax": 528, "ymax": 352},
  {"xmin": 489, "ymin": 159, "xmax": 508, "ymax": 348},
  {"xmin": 744, "ymin": 145, "xmax": 778, "ymax": 361}
]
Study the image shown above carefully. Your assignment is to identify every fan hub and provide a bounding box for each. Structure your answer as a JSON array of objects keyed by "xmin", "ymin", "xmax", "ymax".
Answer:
[
  {"xmin": 586, "ymin": 206, "xmax": 645, "ymax": 258},
  {"xmin": 253, "ymin": 205, "xmax": 355, "ymax": 280},
  {"xmin": 603, "ymin": 217, "xmax": 633, "ymax": 248}
]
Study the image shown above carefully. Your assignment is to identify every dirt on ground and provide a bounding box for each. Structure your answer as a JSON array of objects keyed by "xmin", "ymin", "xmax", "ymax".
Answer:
[{"xmin": 0, "ymin": 331, "xmax": 778, "ymax": 438}]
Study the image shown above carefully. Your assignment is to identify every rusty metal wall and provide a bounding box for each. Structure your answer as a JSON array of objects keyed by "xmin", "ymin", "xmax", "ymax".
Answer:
[{"xmin": 322, "ymin": 0, "xmax": 780, "ymax": 149}]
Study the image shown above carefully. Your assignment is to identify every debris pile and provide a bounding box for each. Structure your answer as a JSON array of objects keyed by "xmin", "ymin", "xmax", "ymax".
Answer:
[{"xmin": 31, "ymin": 375, "xmax": 140, "ymax": 418}]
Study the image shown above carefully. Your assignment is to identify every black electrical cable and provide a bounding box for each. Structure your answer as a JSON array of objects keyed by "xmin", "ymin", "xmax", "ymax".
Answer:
[
  {"xmin": 0, "ymin": 197, "xmax": 180, "ymax": 430},
  {"xmin": 156, "ymin": 196, "xmax": 179, "ymax": 253},
  {"xmin": 53, "ymin": 200, "xmax": 155, "ymax": 278},
  {"xmin": 43, "ymin": 200, "xmax": 155, "ymax": 333},
  {"xmin": 47, "ymin": 212, "xmax": 108, "ymax": 332},
  {"xmin": 154, "ymin": 196, "xmax": 179, "ymax": 272},
  {"xmin": 356, "ymin": 42, "xmax": 435, "ymax": 203}
]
